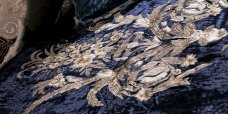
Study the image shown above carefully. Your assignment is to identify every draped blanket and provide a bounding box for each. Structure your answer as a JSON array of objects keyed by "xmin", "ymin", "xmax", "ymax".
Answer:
[{"xmin": 1, "ymin": 0, "xmax": 228, "ymax": 114}]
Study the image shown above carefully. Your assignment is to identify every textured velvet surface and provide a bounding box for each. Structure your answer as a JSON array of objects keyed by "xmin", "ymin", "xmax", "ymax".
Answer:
[
  {"xmin": 0, "ymin": 0, "xmax": 228, "ymax": 114},
  {"xmin": 74, "ymin": 0, "xmax": 127, "ymax": 19}
]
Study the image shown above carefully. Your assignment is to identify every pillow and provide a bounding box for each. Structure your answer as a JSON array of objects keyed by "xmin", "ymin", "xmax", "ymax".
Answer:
[
  {"xmin": 0, "ymin": 0, "xmax": 63, "ymax": 69},
  {"xmin": 0, "ymin": 0, "xmax": 27, "ymax": 69},
  {"xmin": 74, "ymin": 0, "xmax": 127, "ymax": 19},
  {"xmin": 0, "ymin": 0, "xmax": 135, "ymax": 69},
  {"xmin": 72, "ymin": 0, "xmax": 129, "ymax": 26},
  {"xmin": 57, "ymin": 0, "xmax": 130, "ymax": 28}
]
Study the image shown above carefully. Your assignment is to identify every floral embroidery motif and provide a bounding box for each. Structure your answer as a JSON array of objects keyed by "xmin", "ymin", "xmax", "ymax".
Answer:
[{"xmin": 17, "ymin": 0, "xmax": 228, "ymax": 114}]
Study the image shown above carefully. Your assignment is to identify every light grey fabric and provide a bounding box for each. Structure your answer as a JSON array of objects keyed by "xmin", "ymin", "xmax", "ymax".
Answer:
[
  {"xmin": 0, "ymin": 0, "xmax": 64, "ymax": 69},
  {"xmin": 0, "ymin": 0, "xmax": 27, "ymax": 69}
]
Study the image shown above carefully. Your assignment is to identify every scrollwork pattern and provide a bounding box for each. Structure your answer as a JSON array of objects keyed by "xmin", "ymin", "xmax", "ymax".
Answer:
[
  {"xmin": 0, "ymin": 0, "xmax": 27, "ymax": 68},
  {"xmin": 17, "ymin": 0, "xmax": 228, "ymax": 114}
]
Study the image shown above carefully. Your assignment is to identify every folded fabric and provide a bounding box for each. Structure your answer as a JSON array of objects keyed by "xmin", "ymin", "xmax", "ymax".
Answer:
[
  {"xmin": 0, "ymin": 0, "xmax": 27, "ymax": 69},
  {"xmin": 1, "ymin": 0, "xmax": 227, "ymax": 114},
  {"xmin": 0, "ymin": 0, "xmax": 132, "ymax": 69},
  {"xmin": 73, "ymin": 0, "xmax": 128, "ymax": 19}
]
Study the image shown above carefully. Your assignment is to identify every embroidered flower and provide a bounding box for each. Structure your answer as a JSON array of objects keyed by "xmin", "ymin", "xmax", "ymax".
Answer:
[
  {"xmin": 94, "ymin": 48, "xmax": 106, "ymax": 57},
  {"xmin": 171, "ymin": 69, "xmax": 182, "ymax": 76},
  {"xmin": 208, "ymin": 4, "xmax": 222, "ymax": 16},
  {"xmin": 71, "ymin": 54, "xmax": 95, "ymax": 68},
  {"xmin": 19, "ymin": 2, "xmax": 227, "ymax": 113},
  {"xmin": 199, "ymin": 31, "xmax": 209, "ymax": 39},
  {"xmin": 197, "ymin": 30, "xmax": 210, "ymax": 46},
  {"xmin": 181, "ymin": 54, "xmax": 197, "ymax": 67},
  {"xmin": 49, "ymin": 62, "xmax": 60, "ymax": 69},
  {"xmin": 135, "ymin": 88, "xmax": 150, "ymax": 101},
  {"xmin": 77, "ymin": 55, "xmax": 93, "ymax": 66},
  {"xmin": 198, "ymin": 28, "xmax": 228, "ymax": 46},
  {"xmin": 49, "ymin": 74, "xmax": 66, "ymax": 87},
  {"xmin": 91, "ymin": 43, "xmax": 103, "ymax": 50}
]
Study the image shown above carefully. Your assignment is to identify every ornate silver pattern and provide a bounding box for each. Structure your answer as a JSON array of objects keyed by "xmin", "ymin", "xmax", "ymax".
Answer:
[{"xmin": 16, "ymin": 0, "xmax": 228, "ymax": 114}]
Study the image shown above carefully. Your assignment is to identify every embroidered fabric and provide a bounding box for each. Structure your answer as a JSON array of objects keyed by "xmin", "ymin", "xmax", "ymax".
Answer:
[
  {"xmin": 15, "ymin": 0, "xmax": 228, "ymax": 114},
  {"xmin": 0, "ymin": 0, "xmax": 26, "ymax": 69},
  {"xmin": 0, "ymin": 0, "xmax": 228, "ymax": 114},
  {"xmin": 0, "ymin": 0, "xmax": 134, "ymax": 69}
]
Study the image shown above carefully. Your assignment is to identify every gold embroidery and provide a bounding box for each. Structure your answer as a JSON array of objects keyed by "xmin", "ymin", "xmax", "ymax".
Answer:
[{"xmin": 17, "ymin": 0, "xmax": 228, "ymax": 114}]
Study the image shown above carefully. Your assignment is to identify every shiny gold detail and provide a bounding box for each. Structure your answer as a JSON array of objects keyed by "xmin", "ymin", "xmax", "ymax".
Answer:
[{"xmin": 17, "ymin": 1, "xmax": 228, "ymax": 114}]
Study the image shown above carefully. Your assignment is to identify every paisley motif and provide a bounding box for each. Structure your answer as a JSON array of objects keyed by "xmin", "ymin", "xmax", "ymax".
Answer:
[
  {"xmin": 0, "ymin": 17, "xmax": 20, "ymax": 39},
  {"xmin": 0, "ymin": 0, "xmax": 26, "ymax": 69}
]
